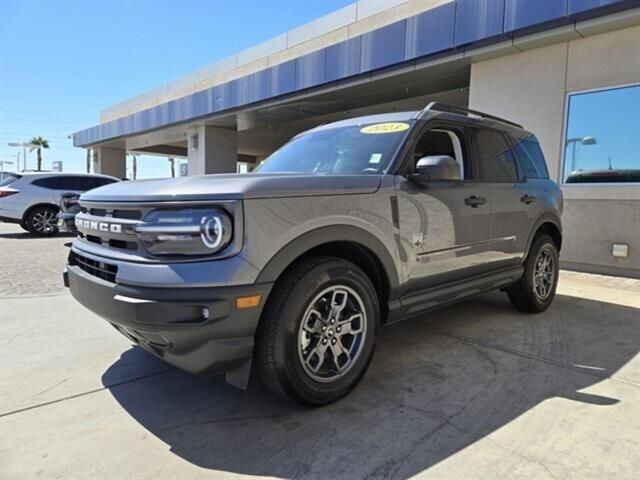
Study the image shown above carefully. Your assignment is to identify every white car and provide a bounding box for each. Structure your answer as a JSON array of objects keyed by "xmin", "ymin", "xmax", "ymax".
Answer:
[{"xmin": 0, "ymin": 172, "xmax": 119, "ymax": 236}]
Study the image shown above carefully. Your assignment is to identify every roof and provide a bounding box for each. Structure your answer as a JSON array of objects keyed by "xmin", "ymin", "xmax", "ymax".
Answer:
[{"xmin": 17, "ymin": 172, "xmax": 118, "ymax": 179}]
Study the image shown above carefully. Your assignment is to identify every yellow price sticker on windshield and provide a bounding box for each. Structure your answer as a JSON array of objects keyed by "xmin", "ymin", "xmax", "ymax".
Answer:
[{"xmin": 360, "ymin": 122, "xmax": 410, "ymax": 134}]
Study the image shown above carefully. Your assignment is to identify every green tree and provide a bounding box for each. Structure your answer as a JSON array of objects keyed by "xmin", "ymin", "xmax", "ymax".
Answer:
[{"xmin": 30, "ymin": 136, "xmax": 50, "ymax": 171}]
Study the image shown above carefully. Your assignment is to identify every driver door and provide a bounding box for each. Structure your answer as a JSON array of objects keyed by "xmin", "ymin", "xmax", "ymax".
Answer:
[{"xmin": 395, "ymin": 124, "xmax": 492, "ymax": 294}]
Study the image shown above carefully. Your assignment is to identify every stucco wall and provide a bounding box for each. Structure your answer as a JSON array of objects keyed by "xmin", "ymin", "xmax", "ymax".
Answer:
[
  {"xmin": 562, "ymin": 200, "xmax": 640, "ymax": 277},
  {"xmin": 469, "ymin": 25, "xmax": 640, "ymax": 277}
]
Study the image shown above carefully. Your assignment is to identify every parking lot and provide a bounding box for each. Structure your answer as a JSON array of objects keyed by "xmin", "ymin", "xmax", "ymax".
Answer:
[{"xmin": 1, "ymin": 221, "xmax": 639, "ymax": 480}]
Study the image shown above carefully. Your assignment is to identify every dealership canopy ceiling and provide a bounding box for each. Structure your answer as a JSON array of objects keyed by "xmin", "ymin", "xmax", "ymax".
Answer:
[{"xmin": 73, "ymin": 0, "xmax": 640, "ymax": 149}]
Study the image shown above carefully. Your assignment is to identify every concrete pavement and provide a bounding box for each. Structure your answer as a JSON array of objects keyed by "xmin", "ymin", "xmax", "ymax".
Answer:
[
  {"xmin": 0, "ymin": 224, "xmax": 639, "ymax": 479},
  {"xmin": 0, "ymin": 223, "xmax": 73, "ymax": 297}
]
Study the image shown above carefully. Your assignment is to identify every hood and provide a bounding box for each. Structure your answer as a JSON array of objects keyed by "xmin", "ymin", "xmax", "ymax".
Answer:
[{"xmin": 80, "ymin": 173, "xmax": 381, "ymax": 203}]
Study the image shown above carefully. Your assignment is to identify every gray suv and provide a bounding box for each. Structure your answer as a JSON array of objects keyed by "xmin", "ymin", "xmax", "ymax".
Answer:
[{"xmin": 64, "ymin": 103, "xmax": 562, "ymax": 406}]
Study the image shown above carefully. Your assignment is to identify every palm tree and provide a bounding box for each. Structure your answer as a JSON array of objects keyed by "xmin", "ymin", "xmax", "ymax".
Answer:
[{"xmin": 30, "ymin": 136, "xmax": 50, "ymax": 171}]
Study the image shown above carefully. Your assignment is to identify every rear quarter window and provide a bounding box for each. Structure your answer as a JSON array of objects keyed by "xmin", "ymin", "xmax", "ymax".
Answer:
[
  {"xmin": 510, "ymin": 134, "xmax": 549, "ymax": 179},
  {"xmin": 472, "ymin": 129, "xmax": 519, "ymax": 182}
]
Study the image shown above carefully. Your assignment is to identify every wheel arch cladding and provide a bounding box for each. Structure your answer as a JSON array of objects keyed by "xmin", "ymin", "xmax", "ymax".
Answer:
[
  {"xmin": 255, "ymin": 225, "xmax": 400, "ymax": 322},
  {"xmin": 528, "ymin": 213, "xmax": 562, "ymax": 255}
]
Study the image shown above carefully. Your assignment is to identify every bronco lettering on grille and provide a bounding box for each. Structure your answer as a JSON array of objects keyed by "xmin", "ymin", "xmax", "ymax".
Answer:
[{"xmin": 79, "ymin": 219, "xmax": 122, "ymax": 234}]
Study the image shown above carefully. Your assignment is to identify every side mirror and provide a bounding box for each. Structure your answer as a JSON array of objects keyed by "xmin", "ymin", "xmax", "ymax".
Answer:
[{"xmin": 412, "ymin": 155, "xmax": 460, "ymax": 182}]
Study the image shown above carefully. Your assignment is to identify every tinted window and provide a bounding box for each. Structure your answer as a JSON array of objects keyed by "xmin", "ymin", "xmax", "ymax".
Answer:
[
  {"xmin": 83, "ymin": 177, "xmax": 117, "ymax": 190},
  {"xmin": 32, "ymin": 177, "xmax": 63, "ymax": 189},
  {"xmin": 474, "ymin": 129, "xmax": 518, "ymax": 182},
  {"xmin": 510, "ymin": 134, "xmax": 549, "ymax": 179},
  {"xmin": 563, "ymin": 84, "xmax": 639, "ymax": 183},
  {"xmin": 32, "ymin": 176, "xmax": 113, "ymax": 191}
]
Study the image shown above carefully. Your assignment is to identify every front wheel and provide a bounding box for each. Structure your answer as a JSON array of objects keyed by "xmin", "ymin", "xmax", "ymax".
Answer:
[
  {"xmin": 507, "ymin": 234, "xmax": 559, "ymax": 313},
  {"xmin": 256, "ymin": 256, "xmax": 379, "ymax": 406}
]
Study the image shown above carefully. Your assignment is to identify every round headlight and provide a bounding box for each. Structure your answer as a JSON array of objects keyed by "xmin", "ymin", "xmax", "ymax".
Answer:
[
  {"xmin": 200, "ymin": 213, "xmax": 232, "ymax": 249},
  {"xmin": 135, "ymin": 208, "xmax": 233, "ymax": 257}
]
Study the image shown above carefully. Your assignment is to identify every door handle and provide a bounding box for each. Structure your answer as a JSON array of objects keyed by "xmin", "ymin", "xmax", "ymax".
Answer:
[
  {"xmin": 464, "ymin": 195, "xmax": 487, "ymax": 208},
  {"xmin": 521, "ymin": 194, "xmax": 537, "ymax": 204}
]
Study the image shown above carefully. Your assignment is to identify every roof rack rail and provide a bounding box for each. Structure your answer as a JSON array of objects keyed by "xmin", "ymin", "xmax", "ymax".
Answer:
[{"xmin": 420, "ymin": 102, "xmax": 523, "ymax": 129}]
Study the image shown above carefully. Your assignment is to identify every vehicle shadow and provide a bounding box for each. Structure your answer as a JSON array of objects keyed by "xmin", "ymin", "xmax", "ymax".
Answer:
[
  {"xmin": 101, "ymin": 292, "xmax": 639, "ymax": 479},
  {"xmin": 0, "ymin": 232, "xmax": 76, "ymax": 239}
]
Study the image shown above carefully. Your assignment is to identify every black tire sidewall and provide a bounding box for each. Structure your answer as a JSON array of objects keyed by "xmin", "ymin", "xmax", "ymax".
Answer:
[
  {"xmin": 276, "ymin": 261, "xmax": 379, "ymax": 404},
  {"xmin": 524, "ymin": 235, "xmax": 559, "ymax": 311}
]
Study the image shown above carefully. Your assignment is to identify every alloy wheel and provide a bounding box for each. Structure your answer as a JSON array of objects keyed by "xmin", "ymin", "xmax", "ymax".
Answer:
[
  {"xmin": 32, "ymin": 210, "xmax": 57, "ymax": 234},
  {"xmin": 533, "ymin": 248, "xmax": 555, "ymax": 301},
  {"xmin": 297, "ymin": 285, "xmax": 367, "ymax": 383}
]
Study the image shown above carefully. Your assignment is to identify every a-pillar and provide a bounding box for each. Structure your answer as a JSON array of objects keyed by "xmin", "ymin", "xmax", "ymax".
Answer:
[
  {"xmin": 187, "ymin": 126, "xmax": 238, "ymax": 176},
  {"xmin": 92, "ymin": 147, "xmax": 126, "ymax": 179}
]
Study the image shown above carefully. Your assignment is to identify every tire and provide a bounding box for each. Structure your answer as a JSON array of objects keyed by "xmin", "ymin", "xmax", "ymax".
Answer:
[
  {"xmin": 19, "ymin": 221, "xmax": 29, "ymax": 232},
  {"xmin": 25, "ymin": 206, "xmax": 59, "ymax": 236},
  {"xmin": 256, "ymin": 256, "xmax": 380, "ymax": 406},
  {"xmin": 507, "ymin": 234, "xmax": 559, "ymax": 313}
]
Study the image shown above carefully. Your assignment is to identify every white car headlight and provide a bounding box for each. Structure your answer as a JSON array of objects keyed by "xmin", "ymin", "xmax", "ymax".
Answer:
[{"xmin": 135, "ymin": 208, "xmax": 232, "ymax": 256}]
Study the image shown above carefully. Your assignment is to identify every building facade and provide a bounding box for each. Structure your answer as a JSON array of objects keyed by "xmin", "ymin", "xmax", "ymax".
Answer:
[{"xmin": 73, "ymin": 0, "xmax": 640, "ymax": 277}]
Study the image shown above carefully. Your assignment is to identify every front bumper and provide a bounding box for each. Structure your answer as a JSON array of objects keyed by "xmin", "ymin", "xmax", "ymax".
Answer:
[{"xmin": 64, "ymin": 262, "xmax": 273, "ymax": 376}]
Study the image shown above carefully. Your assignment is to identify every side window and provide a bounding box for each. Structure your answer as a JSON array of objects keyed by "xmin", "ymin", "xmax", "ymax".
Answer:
[
  {"xmin": 92, "ymin": 177, "xmax": 117, "ymax": 188},
  {"xmin": 510, "ymin": 134, "xmax": 549, "ymax": 179},
  {"xmin": 411, "ymin": 127, "xmax": 467, "ymax": 180},
  {"xmin": 32, "ymin": 176, "xmax": 93, "ymax": 191},
  {"xmin": 73, "ymin": 177, "xmax": 100, "ymax": 190},
  {"xmin": 473, "ymin": 129, "xmax": 519, "ymax": 182},
  {"xmin": 32, "ymin": 177, "xmax": 63, "ymax": 189}
]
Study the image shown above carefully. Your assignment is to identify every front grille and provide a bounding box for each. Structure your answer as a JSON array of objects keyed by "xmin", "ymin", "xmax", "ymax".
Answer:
[
  {"xmin": 76, "ymin": 204, "xmax": 143, "ymax": 253},
  {"xmin": 113, "ymin": 209, "xmax": 142, "ymax": 220},
  {"xmin": 82, "ymin": 207, "xmax": 141, "ymax": 220},
  {"xmin": 82, "ymin": 233, "xmax": 136, "ymax": 251},
  {"xmin": 70, "ymin": 252, "xmax": 118, "ymax": 283}
]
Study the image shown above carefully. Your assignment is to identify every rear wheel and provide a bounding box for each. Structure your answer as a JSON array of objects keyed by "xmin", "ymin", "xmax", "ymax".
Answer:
[
  {"xmin": 256, "ymin": 256, "xmax": 379, "ymax": 406},
  {"xmin": 25, "ymin": 206, "xmax": 59, "ymax": 236},
  {"xmin": 507, "ymin": 234, "xmax": 559, "ymax": 313}
]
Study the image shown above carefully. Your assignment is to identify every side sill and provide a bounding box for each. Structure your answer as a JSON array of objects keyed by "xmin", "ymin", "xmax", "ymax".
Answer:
[{"xmin": 387, "ymin": 266, "xmax": 524, "ymax": 323}]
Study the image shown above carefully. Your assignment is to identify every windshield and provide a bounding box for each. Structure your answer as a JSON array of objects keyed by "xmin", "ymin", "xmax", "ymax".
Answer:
[
  {"xmin": 255, "ymin": 121, "xmax": 414, "ymax": 174},
  {"xmin": 0, "ymin": 174, "xmax": 21, "ymax": 187}
]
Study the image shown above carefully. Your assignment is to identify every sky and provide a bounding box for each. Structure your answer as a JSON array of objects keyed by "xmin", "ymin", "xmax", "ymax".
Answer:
[
  {"xmin": 0, "ymin": 0, "xmax": 355, "ymax": 179},
  {"xmin": 563, "ymin": 84, "xmax": 640, "ymax": 179}
]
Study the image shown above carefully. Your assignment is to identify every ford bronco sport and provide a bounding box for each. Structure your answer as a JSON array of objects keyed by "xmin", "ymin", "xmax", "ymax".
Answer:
[{"xmin": 64, "ymin": 103, "xmax": 562, "ymax": 406}]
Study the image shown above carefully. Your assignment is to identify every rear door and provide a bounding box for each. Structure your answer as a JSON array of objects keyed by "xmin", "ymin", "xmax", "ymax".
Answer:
[
  {"xmin": 470, "ymin": 128, "xmax": 538, "ymax": 270},
  {"xmin": 395, "ymin": 122, "xmax": 492, "ymax": 293}
]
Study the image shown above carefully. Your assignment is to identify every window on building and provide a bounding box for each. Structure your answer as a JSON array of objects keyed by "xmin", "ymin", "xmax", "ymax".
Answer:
[
  {"xmin": 509, "ymin": 133, "xmax": 549, "ymax": 179},
  {"xmin": 473, "ymin": 129, "xmax": 519, "ymax": 182},
  {"xmin": 563, "ymin": 84, "xmax": 640, "ymax": 184}
]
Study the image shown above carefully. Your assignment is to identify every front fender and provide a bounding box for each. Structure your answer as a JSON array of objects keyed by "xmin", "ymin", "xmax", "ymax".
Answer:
[{"xmin": 255, "ymin": 224, "xmax": 400, "ymax": 298}]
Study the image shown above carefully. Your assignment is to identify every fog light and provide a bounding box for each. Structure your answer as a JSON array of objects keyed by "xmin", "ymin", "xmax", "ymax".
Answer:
[{"xmin": 202, "ymin": 307, "xmax": 210, "ymax": 320}]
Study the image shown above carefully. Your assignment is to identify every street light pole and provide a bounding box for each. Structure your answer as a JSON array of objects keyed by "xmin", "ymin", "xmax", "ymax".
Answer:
[
  {"xmin": 565, "ymin": 136, "xmax": 597, "ymax": 173},
  {"xmin": 8, "ymin": 142, "xmax": 37, "ymax": 172}
]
